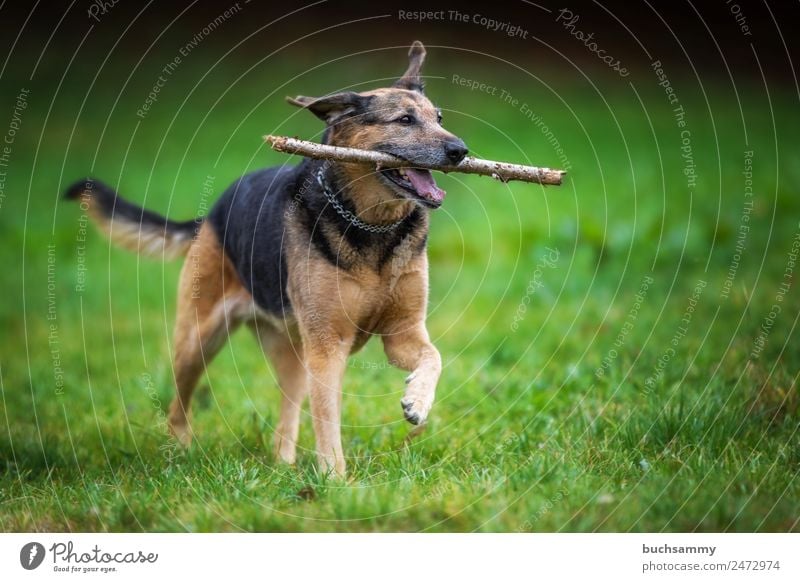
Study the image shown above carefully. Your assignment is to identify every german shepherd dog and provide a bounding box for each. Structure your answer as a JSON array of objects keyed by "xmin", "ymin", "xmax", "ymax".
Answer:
[{"xmin": 66, "ymin": 41, "xmax": 468, "ymax": 477}]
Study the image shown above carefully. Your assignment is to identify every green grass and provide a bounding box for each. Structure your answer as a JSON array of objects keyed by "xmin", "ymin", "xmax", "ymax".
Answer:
[{"xmin": 1, "ymin": 49, "xmax": 799, "ymax": 531}]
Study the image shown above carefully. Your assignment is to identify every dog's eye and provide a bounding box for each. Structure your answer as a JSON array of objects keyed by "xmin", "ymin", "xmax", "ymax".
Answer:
[
  {"xmin": 395, "ymin": 114, "xmax": 416, "ymax": 125},
  {"xmin": 437, "ymin": 112, "xmax": 443, "ymax": 125}
]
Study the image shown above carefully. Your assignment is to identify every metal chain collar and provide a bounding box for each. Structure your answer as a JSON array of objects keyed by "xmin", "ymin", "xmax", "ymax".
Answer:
[{"xmin": 316, "ymin": 168, "xmax": 406, "ymax": 234}]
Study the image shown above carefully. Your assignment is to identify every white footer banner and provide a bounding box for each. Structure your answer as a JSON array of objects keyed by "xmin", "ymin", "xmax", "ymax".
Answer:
[{"xmin": 1, "ymin": 533, "xmax": 797, "ymax": 581}]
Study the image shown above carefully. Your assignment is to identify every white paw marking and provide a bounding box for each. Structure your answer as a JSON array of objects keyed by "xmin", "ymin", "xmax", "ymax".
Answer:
[{"xmin": 401, "ymin": 372, "xmax": 434, "ymax": 425}]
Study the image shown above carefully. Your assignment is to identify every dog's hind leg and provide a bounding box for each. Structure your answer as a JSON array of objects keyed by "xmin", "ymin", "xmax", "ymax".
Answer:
[
  {"xmin": 168, "ymin": 223, "xmax": 246, "ymax": 446},
  {"xmin": 252, "ymin": 326, "xmax": 307, "ymax": 464}
]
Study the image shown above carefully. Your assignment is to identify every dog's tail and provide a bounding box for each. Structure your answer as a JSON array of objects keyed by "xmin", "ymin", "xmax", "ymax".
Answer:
[{"xmin": 64, "ymin": 178, "xmax": 199, "ymax": 259}]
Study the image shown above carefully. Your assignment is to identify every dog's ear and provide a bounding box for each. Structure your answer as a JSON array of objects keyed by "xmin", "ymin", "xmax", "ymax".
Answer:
[
  {"xmin": 286, "ymin": 92, "xmax": 369, "ymax": 124},
  {"xmin": 393, "ymin": 41, "xmax": 426, "ymax": 92}
]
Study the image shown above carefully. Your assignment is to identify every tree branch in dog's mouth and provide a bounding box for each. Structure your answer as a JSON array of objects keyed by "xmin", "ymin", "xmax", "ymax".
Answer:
[{"xmin": 264, "ymin": 135, "xmax": 567, "ymax": 187}]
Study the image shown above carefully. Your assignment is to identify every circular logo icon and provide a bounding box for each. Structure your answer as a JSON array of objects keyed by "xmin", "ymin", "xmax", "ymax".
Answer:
[{"xmin": 20, "ymin": 542, "xmax": 46, "ymax": 570}]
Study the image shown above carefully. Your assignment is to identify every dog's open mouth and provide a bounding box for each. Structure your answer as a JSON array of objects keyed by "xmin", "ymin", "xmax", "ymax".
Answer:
[{"xmin": 381, "ymin": 167, "xmax": 446, "ymax": 208}]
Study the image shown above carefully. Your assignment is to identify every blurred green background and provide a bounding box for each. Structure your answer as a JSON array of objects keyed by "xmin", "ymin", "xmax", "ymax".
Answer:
[{"xmin": 0, "ymin": 1, "xmax": 798, "ymax": 531}]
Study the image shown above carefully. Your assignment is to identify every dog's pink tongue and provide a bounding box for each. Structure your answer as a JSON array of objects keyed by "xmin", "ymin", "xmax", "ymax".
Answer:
[{"xmin": 405, "ymin": 169, "xmax": 446, "ymax": 202}]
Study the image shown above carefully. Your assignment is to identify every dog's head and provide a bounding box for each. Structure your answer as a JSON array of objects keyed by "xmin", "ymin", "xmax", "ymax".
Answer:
[{"xmin": 287, "ymin": 41, "xmax": 468, "ymax": 209}]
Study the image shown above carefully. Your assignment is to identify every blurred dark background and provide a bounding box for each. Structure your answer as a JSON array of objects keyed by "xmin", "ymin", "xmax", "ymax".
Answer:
[{"xmin": 2, "ymin": 0, "xmax": 798, "ymax": 82}]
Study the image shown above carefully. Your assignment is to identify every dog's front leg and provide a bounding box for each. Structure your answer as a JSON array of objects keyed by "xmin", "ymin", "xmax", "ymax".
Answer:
[
  {"xmin": 383, "ymin": 323, "xmax": 441, "ymax": 425},
  {"xmin": 303, "ymin": 333, "xmax": 352, "ymax": 477}
]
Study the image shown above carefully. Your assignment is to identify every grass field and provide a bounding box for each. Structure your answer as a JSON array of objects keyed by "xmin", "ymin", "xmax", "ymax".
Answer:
[{"xmin": 1, "ymin": 45, "xmax": 799, "ymax": 532}]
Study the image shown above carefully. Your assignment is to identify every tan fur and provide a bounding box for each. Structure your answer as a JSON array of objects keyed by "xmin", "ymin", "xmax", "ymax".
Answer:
[
  {"xmin": 72, "ymin": 42, "xmax": 458, "ymax": 480},
  {"xmin": 251, "ymin": 323, "xmax": 306, "ymax": 464},
  {"xmin": 282, "ymin": 208, "xmax": 437, "ymax": 474},
  {"xmin": 156, "ymin": 45, "xmax": 451, "ymax": 477},
  {"xmin": 84, "ymin": 200, "xmax": 193, "ymax": 259},
  {"xmin": 327, "ymin": 87, "xmax": 459, "ymax": 226},
  {"xmin": 167, "ymin": 223, "xmax": 274, "ymax": 445},
  {"xmin": 166, "ymin": 214, "xmax": 437, "ymax": 477},
  {"xmin": 337, "ymin": 162, "xmax": 416, "ymax": 225}
]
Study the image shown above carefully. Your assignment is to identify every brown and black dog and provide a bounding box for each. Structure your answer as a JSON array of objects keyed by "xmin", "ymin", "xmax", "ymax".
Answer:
[{"xmin": 66, "ymin": 41, "xmax": 468, "ymax": 477}]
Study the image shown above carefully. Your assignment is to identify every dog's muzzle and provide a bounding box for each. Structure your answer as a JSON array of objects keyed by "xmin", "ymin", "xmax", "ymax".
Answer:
[{"xmin": 380, "ymin": 139, "xmax": 469, "ymax": 208}]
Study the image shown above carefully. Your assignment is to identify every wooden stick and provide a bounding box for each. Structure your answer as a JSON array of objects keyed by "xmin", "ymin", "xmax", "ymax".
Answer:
[{"xmin": 264, "ymin": 135, "xmax": 566, "ymax": 186}]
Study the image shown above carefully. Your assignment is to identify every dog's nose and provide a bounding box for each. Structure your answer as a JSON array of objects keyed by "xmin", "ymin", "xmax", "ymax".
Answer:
[{"xmin": 444, "ymin": 140, "xmax": 468, "ymax": 164}]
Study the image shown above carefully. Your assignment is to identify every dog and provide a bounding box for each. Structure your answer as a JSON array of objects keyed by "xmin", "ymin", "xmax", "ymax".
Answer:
[{"xmin": 66, "ymin": 41, "xmax": 468, "ymax": 477}]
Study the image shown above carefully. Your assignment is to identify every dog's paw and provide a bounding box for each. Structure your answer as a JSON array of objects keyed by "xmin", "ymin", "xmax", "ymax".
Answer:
[
  {"xmin": 401, "ymin": 372, "xmax": 434, "ymax": 425},
  {"xmin": 168, "ymin": 414, "xmax": 194, "ymax": 448},
  {"xmin": 400, "ymin": 398, "xmax": 427, "ymax": 425},
  {"xmin": 171, "ymin": 426, "xmax": 193, "ymax": 448},
  {"xmin": 274, "ymin": 434, "xmax": 297, "ymax": 465}
]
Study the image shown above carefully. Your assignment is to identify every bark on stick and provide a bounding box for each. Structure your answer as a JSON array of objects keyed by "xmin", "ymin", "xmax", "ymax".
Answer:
[{"xmin": 264, "ymin": 135, "xmax": 565, "ymax": 186}]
